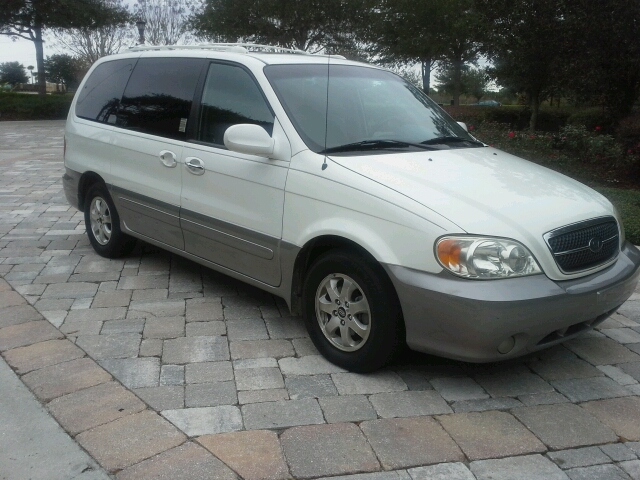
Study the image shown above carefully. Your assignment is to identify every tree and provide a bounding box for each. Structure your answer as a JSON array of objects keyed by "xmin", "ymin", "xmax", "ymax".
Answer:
[
  {"xmin": 560, "ymin": 0, "xmax": 640, "ymax": 118},
  {"xmin": 44, "ymin": 54, "xmax": 82, "ymax": 90},
  {"xmin": 435, "ymin": 65, "xmax": 489, "ymax": 102},
  {"xmin": 135, "ymin": 0, "xmax": 195, "ymax": 46},
  {"xmin": 476, "ymin": 0, "xmax": 564, "ymax": 131},
  {"xmin": 52, "ymin": 0, "xmax": 133, "ymax": 65},
  {"xmin": 0, "ymin": 61, "xmax": 28, "ymax": 85},
  {"xmin": 192, "ymin": 0, "xmax": 356, "ymax": 52},
  {"xmin": 0, "ymin": 0, "xmax": 128, "ymax": 95}
]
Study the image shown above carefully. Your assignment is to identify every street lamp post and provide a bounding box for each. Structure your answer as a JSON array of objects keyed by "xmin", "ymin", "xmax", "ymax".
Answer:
[{"xmin": 136, "ymin": 20, "xmax": 146, "ymax": 45}]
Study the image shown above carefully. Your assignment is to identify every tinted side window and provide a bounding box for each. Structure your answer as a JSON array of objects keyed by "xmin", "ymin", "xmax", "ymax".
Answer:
[
  {"xmin": 75, "ymin": 59, "xmax": 134, "ymax": 123},
  {"xmin": 197, "ymin": 63, "xmax": 274, "ymax": 146},
  {"xmin": 116, "ymin": 58, "xmax": 203, "ymax": 140}
]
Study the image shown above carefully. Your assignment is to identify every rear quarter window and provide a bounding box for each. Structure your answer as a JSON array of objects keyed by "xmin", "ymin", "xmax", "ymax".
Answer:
[{"xmin": 75, "ymin": 59, "xmax": 135, "ymax": 123}]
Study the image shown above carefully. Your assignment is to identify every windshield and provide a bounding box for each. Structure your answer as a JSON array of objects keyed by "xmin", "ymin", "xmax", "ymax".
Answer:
[{"xmin": 264, "ymin": 64, "xmax": 480, "ymax": 154}]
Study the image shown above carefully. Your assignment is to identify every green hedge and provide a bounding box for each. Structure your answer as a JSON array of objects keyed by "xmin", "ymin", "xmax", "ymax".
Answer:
[
  {"xmin": 0, "ymin": 92, "xmax": 72, "ymax": 121},
  {"xmin": 443, "ymin": 106, "xmax": 573, "ymax": 132},
  {"xmin": 566, "ymin": 107, "xmax": 616, "ymax": 133}
]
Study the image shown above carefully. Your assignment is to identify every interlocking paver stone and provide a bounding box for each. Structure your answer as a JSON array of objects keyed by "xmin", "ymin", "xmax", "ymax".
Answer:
[
  {"xmin": 186, "ymin": 381, "xmax": 237, "ymax": 407},
  {"xmin": 186, "ymin": 321, "xmax": 226, "ymax": 336},
  {"xmin": 162, "ymin": 406, "xmax": 243, "ymax": 436},
  {"xmin": 99, "ymin": 358, "xmax": 160, "ymax": 389},
  {"xmin": 369, "ymin": 390, "xmax": 451, "ymax": 418},
  {"xmin": 565, "ymin": 337, "xmax": 640, "ymax": 365},
  {"xmin": 242, "ymin": 398, "xmax": 324, "ymax": 430},
  {"xmin": 600, "ymin": 443, "xmax": 638, "ymax": 462},
  {"xmin": 475, "ymin": 373, "xmax": 554, "ymax": 397},
  {"xmin": 429, "ymin": 376, "xmax": 489, "ymax": 401},
  {"xmin": 21, "ymin": 357, "xmax": 112, "ymax": 401},
  {"xmin": 238, "ymin": 389, "xmax": 289, "ymax": 405},
  {"xmin": 512, "ymin": 404, "xmax": 617, "ymax": 450},
  {"xmin": 76, "ymin": 334, "xmax": 141, "ymax": 360},
  {"xmin": 281, "ymin": 423, "xmax": 380, "ymax": 479},
  {"xmin": 360, "ymin": 417, "xmax": 464, "ymax": 470},
  {"xmin": 2, "ymin": 338, "xmax": 84, "ymax": 374},
  {"xmin": 116, "ymin": 442, "xmax": 238, "ymax": 480},
  {"xmin": 160, "ymin": 365, "xmax": 185, "ymax": 386},
  {"xmin": 47, "ymin": 381, "xmax": 146, "ymax": 434},
  {"xmin": 581, "ymin": 397, "xmax": 640, "ymax": 441},
  {"xmin": 565, "ymin": 464, "xmax": 632, "ymax": 480},
  {"xmin": 452, "ymin": 397, "xmax": 523, "ymax": 413},
  {"xmin": 100, "ymin": 319, "xmax": 145, "ymax": 335},
  {"xmin": 119, "ymin": 276, "xmax": 169, "ymax": 291},
  {"xmin": 163, "ymin": 336, "xmax": 229, "ymax": 364},
  {"xmin": 0, "ymin": 319, "xmax": 62, "ymax": 351},
  {"xmin": 551, "ymin": 377, "xmax": 632, "ymax": 402},
  {"xmin": 264, "ymin": 317, "xmax": 307, "ymax": 339},
  {"xmin": 597, "ymin": 365, "xmax": 638, "ymax": 385},
  {"xmin": 438, "ymin": 411, "xmax": 546, "ymax": 460},
  {"xmin": 41, "ymin": 282, "xmax": 98, "ymax": 299},
  {"xmin": 319, "ymin": 395, "xmax": 377, "ymax": 423},
  {"xmin": 235, "ymin": 367, "xmax": 284, "ymax": 391},
  {"xmin": 518, "ymin": 392, "xmax": 570, "ymax": 406},
  {"xmin": 76, "ymin": 410, "xmax": 186, "ymax": 472},
  {"xmin": 547, "ymin": 447, "xmax": 611, "ymax": 469},
  {"xmin": 286, "ymin": 374, "xmax": 338, "ymax": 399},
  {"xmin": 603, "ymin": 328, "xmax": 640, "ymax": 344},
  {"xmin": 279, "ymin": 355, "xmax": 347, "ymax": 375},
  {"xmin": 186, "ymin": 301, "xmax": 224, "ymax": 322},
  {"xmin": 408, "ymin": 463, "xmax": 476, "ymax": 480},
  {"xmin": 619, "ymin": 460, "xmax": 640, "ymax": 479},
  {"xmin": 529, "ymin": 358, "xmax": 604, "ymax": 381},
  {"xmin": 620, "ymin": 362, "xmax": 640, "ymax": 382},
  {"xmin": 185, "ymin": 361, "xmax": 234, "ymax": 384},
  {"xmin": 0, "ymin": 304, "xmax": 42, "ymax": 328},
  {"xmin": 470, "ymin": 455, "xmax": 570, "ymax": 480},
  {"xmin": 134, "ymin": 386, "xmax": 184, "ymax": 411},
  {"xmin": 231, "ymin": 339, "xmax": 294, "ymax": 359},
  {"xmin": 198, "ymin": 430, "xmax": 290, "ymax": 480},
  {"xmin": 226, "ymin": 319, "xmax": 269, "ymax": 341},
  {"xmin": 332, "ymin": 371, "xmax": 407, "ymax": 395},
  {"xmin": 143, "ymin": 317, "xmax": 185, "ymax": 339}
]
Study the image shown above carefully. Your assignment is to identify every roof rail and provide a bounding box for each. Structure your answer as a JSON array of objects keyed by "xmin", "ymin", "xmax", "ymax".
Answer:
[{"xmin": 128, "ymin": 43, "xmax": 311, "ymax": 55}]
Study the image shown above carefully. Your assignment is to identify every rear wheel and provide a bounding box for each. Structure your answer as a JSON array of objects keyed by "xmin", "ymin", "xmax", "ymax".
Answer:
[
  {"xmin": 84, "ymin": 183, "xmax": 136, "ymax": 258},
  {"xmin": 302, "ymin": 249, "xmax": 403, "ymax": 372}
]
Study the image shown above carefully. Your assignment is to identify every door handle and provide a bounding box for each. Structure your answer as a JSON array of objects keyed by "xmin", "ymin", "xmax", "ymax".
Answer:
[
  {"xmin": 185, "ymin": 157, "xmax": 205, "ymax": 175},
  {"xmin": 159, "ymin": 150, "xmax": 177, "ymax": 168}
]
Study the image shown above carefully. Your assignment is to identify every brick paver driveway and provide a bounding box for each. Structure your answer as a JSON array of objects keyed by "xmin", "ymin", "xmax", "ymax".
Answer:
[{"xmin": 1, "ymin": 120, "xmax": 640, "ymax": 480}]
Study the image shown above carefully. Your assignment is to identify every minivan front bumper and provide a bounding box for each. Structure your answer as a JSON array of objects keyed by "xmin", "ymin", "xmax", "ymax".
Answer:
[{"xmin": 384, "ymin": 241, "xmax": 640, "ymax": 362}]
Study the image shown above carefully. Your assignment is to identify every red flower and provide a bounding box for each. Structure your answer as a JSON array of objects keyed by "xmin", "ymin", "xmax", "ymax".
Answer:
[
  {"xmin": 468, "ymin": 125, "xmax": 474, "ymax": 131},
  {"xmin": 595, "ymin": 126, "xmax": 601, "ymax": 131},
  {"xmin": 629, "ymin": 149, "xmax": 634, "ymax": 154},
  {"xmin": 529, "ymin": 135, "xmax": 535, "ymax": 139},
  {"xmin": 508, "ymin": 131, "xmax": 515, "ymax": 138}
]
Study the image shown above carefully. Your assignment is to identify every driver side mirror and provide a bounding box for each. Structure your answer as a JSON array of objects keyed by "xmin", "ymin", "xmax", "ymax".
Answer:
[
  {"xmin": 224, "ymin": 124, "xmax": 275, "ymax": 157},
  {"xmin": 457, "ymin": 121, "xmax": 469, "ymax": 132}
]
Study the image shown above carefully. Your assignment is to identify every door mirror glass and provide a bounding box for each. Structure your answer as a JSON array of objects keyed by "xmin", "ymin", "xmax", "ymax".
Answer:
[
  {"xmin": 224, "ymin": 124, "xmax": 275, "ymax": 157},
  {"xmin": 457, "ymin": 121, "xmax": 469, "ymax": 132}
]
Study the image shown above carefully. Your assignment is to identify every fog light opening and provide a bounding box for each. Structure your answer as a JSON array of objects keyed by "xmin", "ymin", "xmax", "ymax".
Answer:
[{"xmin": 497, "ymin": 336, "xmax": 516, "ymax": 355}]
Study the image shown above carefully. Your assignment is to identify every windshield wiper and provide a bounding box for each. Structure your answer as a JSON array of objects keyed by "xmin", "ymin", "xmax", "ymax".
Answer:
[
  {"xmin": 421, "ymin": 136, "xmax": 485, "ymax": 147},
  {"xmin": 323, "ymin": 139, "xmax": 436, "ymax": 154}
]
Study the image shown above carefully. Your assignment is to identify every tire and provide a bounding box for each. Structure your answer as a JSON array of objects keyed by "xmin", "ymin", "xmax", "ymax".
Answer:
[
  {"xmin": 302, "ymin": 249, "xmax": 404, "ymax": 372},
  {"xmin": 84, "ymin": 183, "xmax": 136, "ymax": 258}
]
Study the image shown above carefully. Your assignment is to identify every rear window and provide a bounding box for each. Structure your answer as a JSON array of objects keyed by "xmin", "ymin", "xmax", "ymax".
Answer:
[
  {"xmin": 116, "ymin": 57, "xmax": 204, "ymax": 140},
  {"xmin": 75, "ymin": 59, "xmax": 134, "ymax": 123}
]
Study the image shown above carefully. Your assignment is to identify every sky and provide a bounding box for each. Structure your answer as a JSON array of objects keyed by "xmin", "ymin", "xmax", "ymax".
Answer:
[{"xmin": 0, "ymin": 36, "xmax": 38, "ymax": 69}]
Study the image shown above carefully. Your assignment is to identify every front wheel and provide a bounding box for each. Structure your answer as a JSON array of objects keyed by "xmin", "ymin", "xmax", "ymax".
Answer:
[
  {"xmin": 84, "ymin": 183, "xmax": 136, "ymax": 258},
  {"xmin": 302, "ymin": 250, "xmax": 404, "ymax": 372}
]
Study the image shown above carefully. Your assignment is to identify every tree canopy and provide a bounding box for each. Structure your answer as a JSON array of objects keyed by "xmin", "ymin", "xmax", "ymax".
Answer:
[
  {"xmin": 0, "ymin": 0, "xmax": 128, "ymax": 94},
  {"xmin": 0, "ymin": 61, "xmax": 28, "ymax": 86}
]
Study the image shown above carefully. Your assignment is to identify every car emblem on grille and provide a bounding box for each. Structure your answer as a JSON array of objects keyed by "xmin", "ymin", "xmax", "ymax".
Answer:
[{"xmin": 588, "ymin": 237, "xmax": 603, "ymax": 252}]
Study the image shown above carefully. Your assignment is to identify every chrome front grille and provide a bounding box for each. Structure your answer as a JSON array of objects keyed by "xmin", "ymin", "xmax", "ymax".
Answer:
[{"xmin": 544, "ymin": 217, "xmax": 619, "ymax": 273}]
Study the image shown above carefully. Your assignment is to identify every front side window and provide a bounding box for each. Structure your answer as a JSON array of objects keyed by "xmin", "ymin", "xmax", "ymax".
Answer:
[
  {"xmin": 75, "ymin": 59, "xmax": 134, "ymax": 123},
  {"xmin": 116, "ymin": 58, "xmax": 204, "ymax": 139},
  {"xmin": 264, "ymin": 64, "xmax": 480, "ymax": 154},
  {"xmin": 197, "ymin": 63, "xmax": 274, "ymax": 146}
]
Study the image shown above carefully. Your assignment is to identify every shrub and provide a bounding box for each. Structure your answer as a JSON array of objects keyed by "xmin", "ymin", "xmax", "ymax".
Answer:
[
  {"xmin": 0, "ymin": 92, "xmax": 72, "ymax": 120},
  {"xmin": 558, "ymin": 124, "xmax": 622, "ymax": 163},
  {"xmin": 567, "ymin": 107, "xmax": 616, "ymax": 133}
]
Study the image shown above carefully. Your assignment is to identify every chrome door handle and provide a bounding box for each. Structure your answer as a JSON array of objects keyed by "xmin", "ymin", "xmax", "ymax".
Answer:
[
  {"xmin": 185, "ymin": 157, "xmax": 205, "ymax": 175},
  {"xmin": 159, "ymin": 150, "xmax": 177, "ymax": 168}
]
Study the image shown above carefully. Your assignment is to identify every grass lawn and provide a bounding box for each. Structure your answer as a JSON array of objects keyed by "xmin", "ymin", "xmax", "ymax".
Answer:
[{"xmin": 594, "ymin": 187, "xmax": 640, "ymax": 246}]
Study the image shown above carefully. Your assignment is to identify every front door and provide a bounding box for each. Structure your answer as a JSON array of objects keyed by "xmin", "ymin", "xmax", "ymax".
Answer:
[{"xmin": 180, "ymin": 62, "xmax": 289, "ymax": 286}]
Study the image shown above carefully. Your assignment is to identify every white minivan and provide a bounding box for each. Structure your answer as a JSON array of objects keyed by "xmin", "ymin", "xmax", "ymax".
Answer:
[{"xmin": 63, "ymin": 44, "xmax": 640, "ymax": 372}]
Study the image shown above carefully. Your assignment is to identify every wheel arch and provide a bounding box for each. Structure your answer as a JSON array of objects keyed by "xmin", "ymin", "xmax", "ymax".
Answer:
[
  {"xmin": 288, "ymin": 234, "xmax": 401, "ymax": 319},
  {"xmin": 77, "ymin": 171, "xmax": 106, "ymax": 211}
]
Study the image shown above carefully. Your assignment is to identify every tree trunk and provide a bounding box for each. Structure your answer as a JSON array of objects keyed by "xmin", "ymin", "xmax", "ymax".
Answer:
[
  {"xmin": 529, "ymin": 92, "xmax": 540, "ymax": 132},
  {"xmin": 34, "ymin": 26, "xmax": 46, "ymax": 96},
  {"xmin": 421, "ymin": 59, "xmax": 431, "ymax": 96},
  {"xmin": 453, "ymin": 60, "xmax": 462, "ymax": 106}
]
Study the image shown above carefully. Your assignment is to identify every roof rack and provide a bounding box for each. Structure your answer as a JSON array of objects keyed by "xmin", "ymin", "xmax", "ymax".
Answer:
[{"xmin": 128, "ymin": 43, "xmax": 310, "ymax": 55}]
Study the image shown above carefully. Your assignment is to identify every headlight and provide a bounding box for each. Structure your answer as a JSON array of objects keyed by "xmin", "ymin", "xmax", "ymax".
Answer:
[{"xmin": 436, "ymin": 236, "xmax": 542, "ymax": 279}]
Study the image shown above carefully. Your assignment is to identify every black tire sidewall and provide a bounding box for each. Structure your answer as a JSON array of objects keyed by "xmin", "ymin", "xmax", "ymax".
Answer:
[{"xmin": 302, "ymin": 250, "xmax": 403, "ymax": 372}]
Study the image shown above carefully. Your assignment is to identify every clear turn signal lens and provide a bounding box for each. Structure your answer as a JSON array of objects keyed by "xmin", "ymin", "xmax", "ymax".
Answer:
[{"xmin": 436, "ymin": 236, "xmax": 542, "ymax": 279}]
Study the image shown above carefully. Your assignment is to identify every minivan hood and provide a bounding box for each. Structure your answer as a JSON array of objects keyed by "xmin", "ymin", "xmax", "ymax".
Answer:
[{"xmin": 329, "ymin": 147, "xmax": 614, "ymax": 245}]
